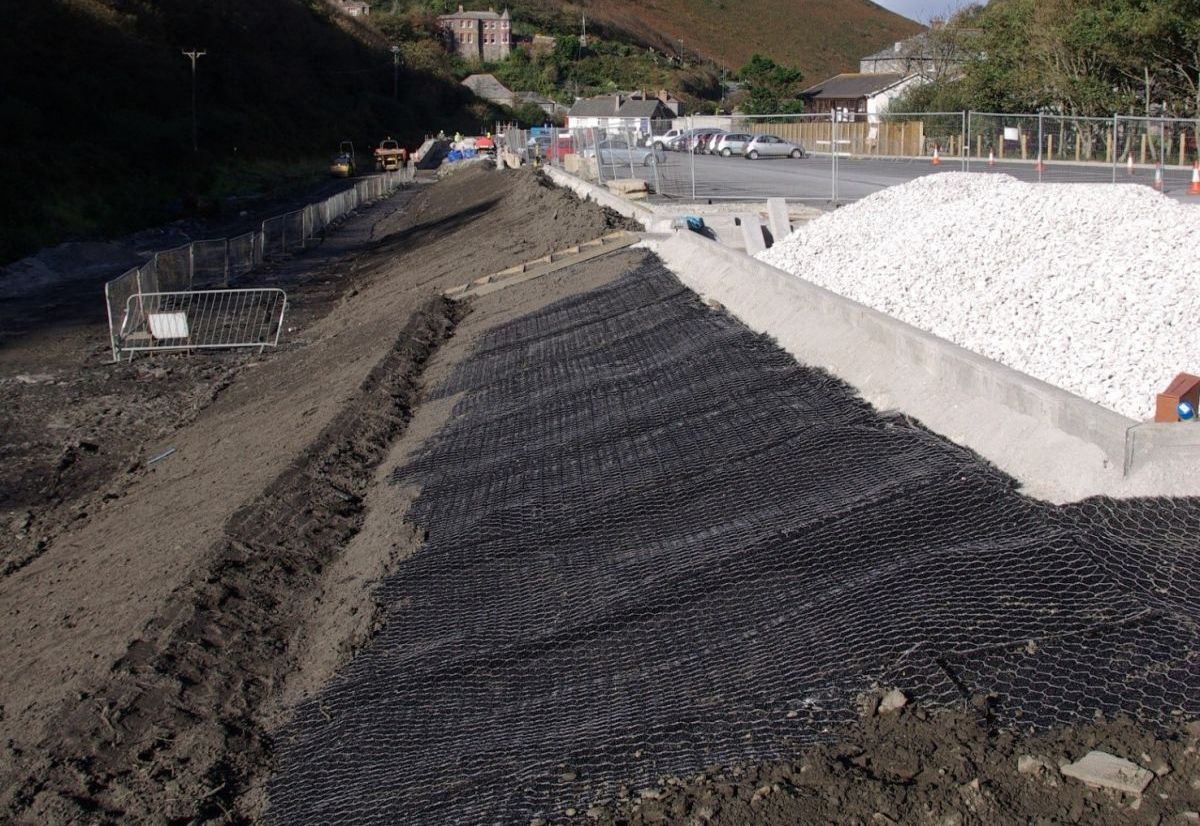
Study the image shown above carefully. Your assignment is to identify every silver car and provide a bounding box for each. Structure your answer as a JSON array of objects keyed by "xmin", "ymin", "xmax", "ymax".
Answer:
[
  {"xmin": 713, "ymin": 133, "xmax": 754, "ymax": 157},
  {"xmin": 743, "ymin": 134, "xmax": 807, "ymax": 159},
  {"xmin": 583, "ymin": 138, "xmax": 666, "ymax": 166}
]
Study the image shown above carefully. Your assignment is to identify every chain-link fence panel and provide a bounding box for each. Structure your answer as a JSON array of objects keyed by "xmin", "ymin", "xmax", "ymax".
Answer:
[
  {"xmin": 191, "ymin": 238, "xmax": 229, "ymax": 288},
  {"xmin": 1117, "ymin": 116, "xmax": 1200, "ymax": 193},
  {"xmin": 261, "ymin": 215, "xmax": 285, "ymax": 258},
  {"xmin": 281, "ymin": 210, "xmax": 305, "ymax": 253},
  {"xmin": 228, "ymin": 232, "xmax": 257, "ymax": 281},
  {"xmin": 680, "ymin": 113, "xmax": 833, "ymax": 201},
  {"xmin": 1032, "ymin": 114, "xmax": 1117, "ymax": 183},
  {"xmin": 153, "ymin": 243, "xmax": 192, "ymax": 292}
]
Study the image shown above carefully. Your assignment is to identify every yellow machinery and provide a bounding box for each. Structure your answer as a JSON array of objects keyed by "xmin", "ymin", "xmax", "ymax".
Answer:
[{"xmin": 374, "ymin": 137, "xmax": 408, "ymax": 172}]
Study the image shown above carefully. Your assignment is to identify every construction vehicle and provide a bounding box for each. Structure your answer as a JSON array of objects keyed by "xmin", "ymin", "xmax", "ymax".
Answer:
[
  {"xmin": 329, "ymin": 141, "xmax": 356, "ymax": 177},
  {"xmin": 374, "ymin": 137, "xmax": 408, "ymax": 172}
]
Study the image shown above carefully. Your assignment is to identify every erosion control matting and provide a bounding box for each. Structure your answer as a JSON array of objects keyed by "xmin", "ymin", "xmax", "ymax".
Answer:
[{"xmin": 268, "ymin": 259, "xmax": 1200, "ymax": 824}]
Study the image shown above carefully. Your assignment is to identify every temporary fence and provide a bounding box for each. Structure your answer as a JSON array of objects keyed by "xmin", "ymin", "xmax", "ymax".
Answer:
[
  {"xmin": 540, "ymin": 112, "xmax": 1200, "ymax": 202},
  {"xmin": 114, "ymin": 288, "xmax": 288, "ymax": 357},
  {"xmin": 104, "ymin": 167, "xmax": 413, "ymax": 361}
]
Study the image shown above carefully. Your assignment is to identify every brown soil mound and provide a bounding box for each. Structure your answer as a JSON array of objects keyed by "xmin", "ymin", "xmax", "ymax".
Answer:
[{"xmin": 591, "ymin": 699, "xmax": 1200, "ymax": 826}]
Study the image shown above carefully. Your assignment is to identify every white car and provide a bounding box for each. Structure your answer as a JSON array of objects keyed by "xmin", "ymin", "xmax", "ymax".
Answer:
[
  {"xmin": 652, "ymin": 129, "xmax": 684, "ymax": 150},
  {"xmin": 743, "ymin": 134, "xmax": 807, "ymax": 160},
  {"xmin": 713, "ymin": 133, "xmax": 754, "ymax": 157}
]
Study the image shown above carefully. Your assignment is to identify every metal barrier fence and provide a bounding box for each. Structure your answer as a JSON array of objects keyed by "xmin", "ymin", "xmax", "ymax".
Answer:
[
  {"xmin": 538, "ymin": 112, "xmax": 1200, "ymax": 203},
  {"xmin": 104, "ymin": 166, "xmax": 413, "ymax": 360},
  {"xmin": 116, "ymin": 289, "xmax": 288, "ymax": 356}
]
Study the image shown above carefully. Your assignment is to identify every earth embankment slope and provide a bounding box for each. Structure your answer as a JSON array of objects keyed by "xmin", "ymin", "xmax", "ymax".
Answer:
[
  {"xmin": 0, "ymin": 166, "xmax": 629, "ymax": 823},
  {"xmin": 266, "ymin": 251, "xmax": 1200, "ymax": 824}
]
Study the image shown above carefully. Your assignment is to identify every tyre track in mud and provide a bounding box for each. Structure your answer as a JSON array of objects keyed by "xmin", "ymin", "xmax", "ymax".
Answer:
[{"xmin": 3, "ymin": 298, "xmax": 463, "ymax": 824}]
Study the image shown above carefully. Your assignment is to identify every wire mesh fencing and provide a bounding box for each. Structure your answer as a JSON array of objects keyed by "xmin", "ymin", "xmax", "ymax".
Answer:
[
  {"xmin": 103, "ymin": 169, "xmax": 412, "ymax": 360},
  {"xmin": 547, "ymin": 111, "xmax": 1200, "ymax": 203},
  {"xmin": 267, "ymin": 261, "xmax": 1200, "ymax": 825},
  {"xmin": 116, "ymin": 288, "xmax": 287, "ymax": 356}
]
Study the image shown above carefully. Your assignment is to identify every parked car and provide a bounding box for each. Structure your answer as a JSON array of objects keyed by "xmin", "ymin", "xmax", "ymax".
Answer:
[
  {"xmin": 743, "ymin": 134, "xmax": 807, "ymax": 159},
  {"xmin": 713, "ymin": 133, "xmax": 754, "ymax": 157},
  {"xmin": 582, "ymin": 138, "xmax": 666, "ymax": 166},
  {"xmin": 684, "ymin": 128, "xmax": 726, "ymax": 153},
  {"xmin": 698, "ymin": 131, "xmax": 727, "ymax": 154},
  {"xmin": 649, "ymin": 129, "xmax": 683, "ymax": 149},
  {"xmin": 527, "ymin": 133, "xmax": 574, "ymax": 161}
]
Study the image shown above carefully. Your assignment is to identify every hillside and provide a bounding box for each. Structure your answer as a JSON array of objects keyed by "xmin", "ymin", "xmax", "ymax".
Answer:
[
  {"xmin": 479, "ymin": 0, "xmax": 922, "ymax": 81},
  {"xmin": 0, "ymin": 0, "xmax": 494, "ymax": 264}
]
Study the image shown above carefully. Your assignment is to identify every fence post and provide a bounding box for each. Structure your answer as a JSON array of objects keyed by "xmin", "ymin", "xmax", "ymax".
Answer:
[
  {"xmin": 1037, "ymin": 112, "xmax": 1044, "ymax": 182},
  {"xmin": 689, "ymin": 115, "xmax": 696, "ymax": 200},
  {"xmin": 961, "ymin": 111, "xmax": 968, "ymax": 171},
  {"xmin": 627, "ymin": 124, "xmax": 636, "ymax": 181},
  {"xmin": 1112, "ymin": 114, "xmax": 1119, "ymax": 182},
  {"xmin": 104, "ymin": 282, "xmax": 119, "ymax": 362},
  {"xmin": 831, "ymin": 110, "xmax": 838, "ymax": 203},
  {"xmin": 188, "ymin": 244, "xmax": 195, "ymax": 290}
]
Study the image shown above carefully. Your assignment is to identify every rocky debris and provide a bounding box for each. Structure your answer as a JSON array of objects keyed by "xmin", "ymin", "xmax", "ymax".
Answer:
[
  {"xmin": 759, "ymin": 173, "xmax": 1200, "ymax": 418},
  {"xmin": 1060, "ymin": 750, "xmax": 1155, "ymax": 795},
  {"xmin": 878, "ymin": 689, "xmax": 908, "ymax": 714},
  {"xmin": 585, "ymin": 706, "xmax": 1200, "ymax": 826}
]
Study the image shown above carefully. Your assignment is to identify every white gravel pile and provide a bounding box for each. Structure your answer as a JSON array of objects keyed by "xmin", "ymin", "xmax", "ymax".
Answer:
[{"xmin": 758, "ymin": 173, "xmax": 1200, "ymax": 419}]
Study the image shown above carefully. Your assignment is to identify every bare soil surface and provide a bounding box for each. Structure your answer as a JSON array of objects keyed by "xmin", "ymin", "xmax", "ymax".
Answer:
[
  {"xmin": 0, "ymin": 165, "xmax": 631, "ymax": 824},
  {"xmin": 6, "ymin": 162, "xmax": 1194, "ymax": 826},
  {"xmin": 588, "ymin": 697, "xmax": 1200, "ymax": 825}
]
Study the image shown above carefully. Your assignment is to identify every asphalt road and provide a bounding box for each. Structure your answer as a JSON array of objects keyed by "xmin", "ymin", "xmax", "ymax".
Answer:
[{"xmin": 641, "ymin": 151, "xmax": 1200, "ymax": 204}]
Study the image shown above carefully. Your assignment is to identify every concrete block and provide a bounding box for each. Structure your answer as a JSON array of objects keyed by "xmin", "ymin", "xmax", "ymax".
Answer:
[
  {"xmin": 605, "ymin": 178, "xmax": 649, "ymax": 195},
  {"xmin": 736, "ymin": 214, "xmax": 767, "ymax": 255},
  {"xmin": 1060, "ymin": 751, "xmax": 1153, "ymax": 795},
  {"xmin": 767, "ymin": 198, "xmax": 792, "ymax": 243}
]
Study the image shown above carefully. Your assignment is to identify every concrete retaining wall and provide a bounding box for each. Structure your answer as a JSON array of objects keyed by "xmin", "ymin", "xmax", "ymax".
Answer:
[{"xmin": 642, "ymin": 230, "xmax": 1200, "ymax": 502}]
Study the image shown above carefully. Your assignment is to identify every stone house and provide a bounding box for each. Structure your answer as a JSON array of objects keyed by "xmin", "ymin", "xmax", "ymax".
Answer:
[{"xmin": 438, "ymin": 6, "xmax": 511, "ymax": 63}]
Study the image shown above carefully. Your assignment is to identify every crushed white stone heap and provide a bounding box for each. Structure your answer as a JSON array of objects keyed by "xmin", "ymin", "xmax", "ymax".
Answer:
[{"xmin": 758, "ymin": 173, "xmax": 1200, "ymax": 420}]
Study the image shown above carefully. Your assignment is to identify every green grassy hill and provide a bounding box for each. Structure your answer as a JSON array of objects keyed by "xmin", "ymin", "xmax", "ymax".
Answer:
[{"xmin": 0, "ymin": 0, "xmax": 494, "ymax": 264}]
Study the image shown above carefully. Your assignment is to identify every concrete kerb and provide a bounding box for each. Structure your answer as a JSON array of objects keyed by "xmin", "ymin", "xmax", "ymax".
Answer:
[{"xmin": 639, "ymin": 230, "xmax": 1200, "ymax": 502}]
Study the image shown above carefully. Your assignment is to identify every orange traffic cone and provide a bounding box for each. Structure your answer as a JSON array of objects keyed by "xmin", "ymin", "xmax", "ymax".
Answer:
[
  {"xmin": 931, "ymin": 145, "xmax": 942, "ymax": 166},
  {"xmin": 987, "ymin": 149, "xmax": 995, "ymax": 166},
  {"xmin": 1126, "ymin": 154, "xmax": 1134, "ymax": 176},
  {"xmin": 1154, "ymin": 162, "xmax": 1164, "ymax": 191},
  {"xmin": 1189, "ymin": 162, "xmax": 1200, "ymax": 195}
]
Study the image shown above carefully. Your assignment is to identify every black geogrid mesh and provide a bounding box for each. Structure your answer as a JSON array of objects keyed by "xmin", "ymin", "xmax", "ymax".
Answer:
[{"xmin": 268, "ymin": 260, "xmax": 1200, "ymax": 825}]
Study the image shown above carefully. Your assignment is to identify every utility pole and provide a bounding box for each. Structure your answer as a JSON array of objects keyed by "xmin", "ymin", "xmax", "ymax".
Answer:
[
  {"xmin": 391, "ymin": 45, "xmax": 401, "ymax": 99},
  {"xmin": 182, "ymin": 49, "xmax": 206, "ymax": 152}
]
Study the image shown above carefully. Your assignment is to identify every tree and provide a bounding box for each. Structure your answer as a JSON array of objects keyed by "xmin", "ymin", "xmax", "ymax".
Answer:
[{"xmin": 737, "ymin": 54, "xmax": 805, "ymax": 114}]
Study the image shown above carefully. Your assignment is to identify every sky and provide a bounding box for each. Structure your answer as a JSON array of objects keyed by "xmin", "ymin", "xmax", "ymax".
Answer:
[{"xmin": 876, "ymin": 0, "xmax": 979, "ymax": 24}]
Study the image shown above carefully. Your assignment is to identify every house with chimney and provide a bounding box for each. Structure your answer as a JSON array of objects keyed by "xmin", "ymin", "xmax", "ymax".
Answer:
[
  {"xmin": 565, "ymin": 92, "xmax": 676, "ymax": 132},
  {"xmin": 438, "ymin": 6, "xmax": 511, "ymax": 63}
]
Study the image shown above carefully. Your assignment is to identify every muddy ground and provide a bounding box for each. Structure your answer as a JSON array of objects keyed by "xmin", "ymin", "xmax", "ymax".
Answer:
[
  {"xmin": 589, "ymin": 699, "xmax": 1200, "ymax": 825},
  {"xmin": 3, "ymin": 163, "xmax": 1198, "ymax": 826},
  {"xmin": 0, "ymin": 165, "xmax": 634, "ymax": 823}
]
